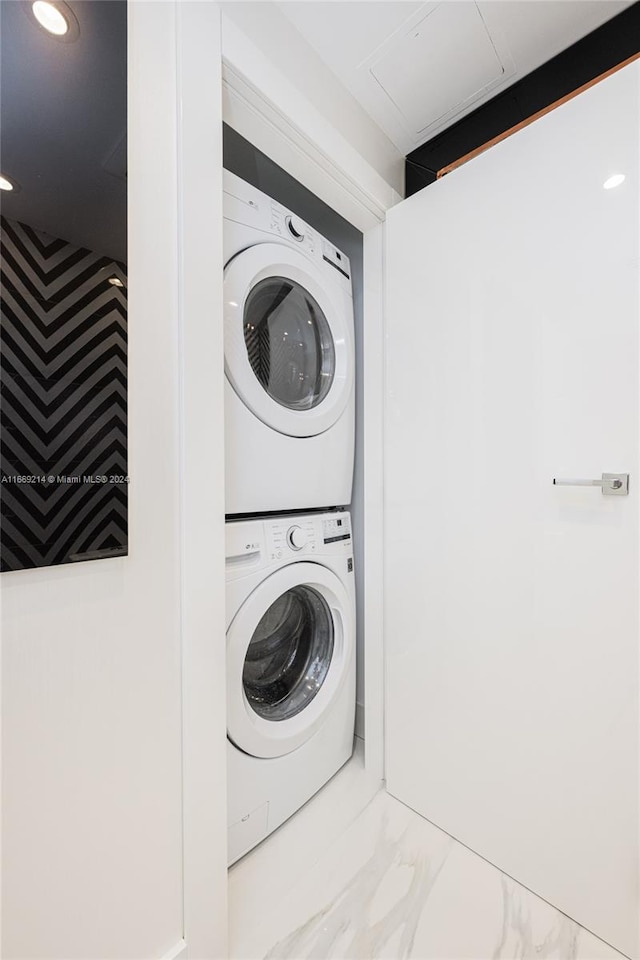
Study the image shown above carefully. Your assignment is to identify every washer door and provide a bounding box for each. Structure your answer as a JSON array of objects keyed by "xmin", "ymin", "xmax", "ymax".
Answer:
[
  {"xmin": 224, "ymin": 243, "xmax": 353, "ymax": 438},
  {"xmin": 227, "ymin": 562, "xmax": 352, "ymax": 759}
]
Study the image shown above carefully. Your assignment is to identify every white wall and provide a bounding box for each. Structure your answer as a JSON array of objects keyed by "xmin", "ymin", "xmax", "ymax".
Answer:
[
  {"xmin": 221, "ymin": 1, "xmax": 403, "ymax": 198},
  {"xmin": 0, "ymin": 5, "xmax": 228, "ymax": 957},
  {"xmin": 220, "ymin": 2, "xmax": 402, "ymax": 231}
]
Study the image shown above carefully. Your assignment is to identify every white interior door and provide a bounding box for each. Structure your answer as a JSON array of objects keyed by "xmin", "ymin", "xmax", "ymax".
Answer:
[{"xmin": 385, "ymin": 63, "xmax": 639, "ymax": 958}]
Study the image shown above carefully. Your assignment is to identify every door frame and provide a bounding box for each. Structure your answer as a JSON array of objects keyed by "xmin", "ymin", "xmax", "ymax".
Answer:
[
  {"xmin": 220, "ymin": 10, "xmax": 395, "ymax": 791},
  {"xmin": 174, "ymin": 3, "xmax": 228, "ymax": 959},
  {"xmin": 174, "ymin": 7, "xmax": 396, "ymax": 956}
]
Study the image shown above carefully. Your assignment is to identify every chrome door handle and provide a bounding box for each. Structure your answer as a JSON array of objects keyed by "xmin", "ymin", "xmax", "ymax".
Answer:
[{"xmin": 552, "ymin": 472, "xmax": 629, "ymax": 495}]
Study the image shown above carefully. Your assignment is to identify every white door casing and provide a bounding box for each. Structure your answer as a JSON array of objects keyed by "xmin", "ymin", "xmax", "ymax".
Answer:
[
  {"xmin": 384, "ymin": 62, "xmax": 639, "ymax": 958},
  {"xmin": 221, "ymin": 6, "xmax": 391, "ymax": 795}
]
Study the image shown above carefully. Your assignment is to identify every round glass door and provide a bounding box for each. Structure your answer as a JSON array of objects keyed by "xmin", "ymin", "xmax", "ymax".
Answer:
[
  {"xmin": 224, "ymin": 244, "xmax": 353, "ymax": 437},
  {"xmin": 244, "ymin": 277, "xmax": 335, "ymax": 411},
  {"xmin": 243, "ymin": 584, "xmax": 334, "ymax": 721}
]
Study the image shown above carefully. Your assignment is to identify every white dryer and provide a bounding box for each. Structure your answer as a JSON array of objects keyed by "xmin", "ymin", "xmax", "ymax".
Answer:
[
  {"xmin": 226, "ymin": 510, "xmax": 356, "ymax": 865},
  {"xmin": 224, "ymin": 170, "xmax": 355, "ymax": 515}
]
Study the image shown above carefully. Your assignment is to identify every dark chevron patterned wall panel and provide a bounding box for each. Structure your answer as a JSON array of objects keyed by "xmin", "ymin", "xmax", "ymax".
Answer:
[{"xmin": 1, "ymin": 217, "xmax": 127, "ymax": 571}]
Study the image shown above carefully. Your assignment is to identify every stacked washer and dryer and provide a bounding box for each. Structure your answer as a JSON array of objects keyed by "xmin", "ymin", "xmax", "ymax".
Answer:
[{"xmin": 223, "ymin": 170, "xmax": 357, "ymax": 865}]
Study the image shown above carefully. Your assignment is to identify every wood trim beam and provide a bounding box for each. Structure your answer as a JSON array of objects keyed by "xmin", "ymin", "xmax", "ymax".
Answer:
[{"xmin": 437, "ymin": 52, "xmax": 640, "ymax": 179}]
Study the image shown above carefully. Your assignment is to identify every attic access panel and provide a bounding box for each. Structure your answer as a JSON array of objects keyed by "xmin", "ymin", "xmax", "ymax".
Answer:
[{"xmin": 370, "ymin": 2, "xmax": 509, "ymax": 141}]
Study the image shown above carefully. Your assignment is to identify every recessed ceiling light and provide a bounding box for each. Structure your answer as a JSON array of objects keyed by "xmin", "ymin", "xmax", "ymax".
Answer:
[
  {"xmin": 603, "ymin": 173, "xmax": 625, "ymax": 190},
  {"xmin": 0, "ymin": 173, "xmax": 20, "ymax": 193},
  {"xmin": 108, "ymin": 277, "xmax": 124, "ymax": 288},
  {"xmin": 32, "ymin": 1, "xmax": 68, "ymax": 35},
  {"xmin": 27, "ymin": 1, "xmax": 79, "ymax": 42}
]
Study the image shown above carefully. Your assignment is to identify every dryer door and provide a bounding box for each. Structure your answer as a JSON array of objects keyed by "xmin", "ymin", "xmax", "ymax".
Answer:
[
  {"xmin": 227, "ymin": 562, "xmax": 353, "ymax": 759},
  {"xmin": 224, "ymin": 244, "xmax": 353, "ymax": 437}
]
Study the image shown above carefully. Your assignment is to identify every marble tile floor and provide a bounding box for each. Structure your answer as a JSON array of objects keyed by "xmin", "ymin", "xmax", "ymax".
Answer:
[{"xmin": 229, "ymin": 745, "xmax": 626, "ymax": 960}]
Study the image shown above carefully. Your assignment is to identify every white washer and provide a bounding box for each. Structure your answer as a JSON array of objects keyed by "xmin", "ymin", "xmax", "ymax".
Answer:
[
  {"xmin": 226, "ymin": 510, "xmax": 356, "ymax": 865},
  {"xmin": 224, "ymin": 170, "xmax": 355, "ymax": 515}
]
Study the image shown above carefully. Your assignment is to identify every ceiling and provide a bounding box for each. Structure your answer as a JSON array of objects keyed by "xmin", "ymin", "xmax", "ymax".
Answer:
[
  {"xmin": 0, "ymin": 1, "xmax": 126, "ymax": 262},
  {"xmin": 0, "ymin": 0, "xmax": 633, "ymax": 256},
  {"xmin": 277, "ymin": 1, "xmax": 634, "ymax": 154}
]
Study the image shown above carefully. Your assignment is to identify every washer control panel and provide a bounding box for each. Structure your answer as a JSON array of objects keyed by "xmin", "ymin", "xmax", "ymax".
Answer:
[
  {"xmin": 266, "ymin": 515, "xmax": 318, "ymax": 561},
  {"xmin": 287, "ymin": 525, "xmax": 307, "ymax": 551},
  {"xmin": 322, "ymin": 513, "xmax": 351, "ymax": 544},
  {"xmin": 263, "ymin": 511, "xmax": 351, "ymax": 562}
]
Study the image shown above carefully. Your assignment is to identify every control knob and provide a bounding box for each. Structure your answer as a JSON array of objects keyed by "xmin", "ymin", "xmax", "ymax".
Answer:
[
  {"xmin": 287, "ymin": 525, "xmax": 307, "ymax": 551},
  {"xmin": 286, "ymin": 215, "xmax": 305, "ymax": 241}
]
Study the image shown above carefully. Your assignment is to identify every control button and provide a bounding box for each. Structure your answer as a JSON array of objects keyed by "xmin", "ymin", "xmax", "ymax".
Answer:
[
  {"xmin": 286, "ymin": 215, "xmax": 305, "ymax": 241},
  {"xmin": 287, "ymin": 525, "xmax": 307, "ymax": 551}
]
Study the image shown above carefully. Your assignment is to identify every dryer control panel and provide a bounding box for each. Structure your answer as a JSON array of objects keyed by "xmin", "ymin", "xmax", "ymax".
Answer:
[
  {"xmin": 223, "ymin": 169, "xmax": 352, "ymax": 291},
  {"xmin": 267, "ymin": 201, "xmax": 351, "ymax": 283},
  {"xmin": 269, "ymin": 201, "xmax": 317, "ymax": 254}
]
